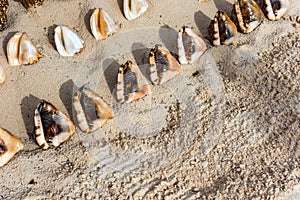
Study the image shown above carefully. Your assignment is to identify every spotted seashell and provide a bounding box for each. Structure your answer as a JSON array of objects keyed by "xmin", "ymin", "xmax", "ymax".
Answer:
[
  {"xmin": 231, "ymin": 0, "xmax": 264, "ymax": 33},
  {"xmin": 34, "ymin": 100, "xmax": 75, "ymax": 150},
  {"xmin": 21, "ymin": 0, "xmax": 43, "ymax": 9},
  {"xmin": 0, "ymin": 65, "xmax": 6, "ymax": 84},
  {"xmin": 123, "ymin": 0, "xmax": 148, "ymax": 20},
  {"xmin": 90, "ymin": 8, "xmax": 117, "ymax": 40},
  {"xmin": 255, "ymin": 0, "xmax": 289, "ymax": 20},
  {"xmin": 7, "ymin": 32, "xmax": 42, "ymax": 66},
  {"xmin": 0, "ymin": 128, "xmax": 24, "ymax": 167},
  {"xmin": 208, "ymin": 11, "xmax": 238, "ymax": 46},
  {"xmin": 0, "ymin": 0, "xmax": 8, "ymax": 31},
  {"xmin": 116, "ymin": 61, "xmax": 151, "ymax": 103},
  {"xmin": 177, "ymin": 26, "xmax": 207, "ymax": 65},
  {"xmin": 73, "ymin": 83, "xmax": 114, "ymax": 133},
  {"xmin": 149, "ymin": 44, "xmax": 181, "ymax": 85},
  {"xmin": 54, "ymin": 25, "xmax": 84, "ymax": 57}
]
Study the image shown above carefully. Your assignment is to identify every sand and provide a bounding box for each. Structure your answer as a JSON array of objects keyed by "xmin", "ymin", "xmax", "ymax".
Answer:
[{"xmin": 0, "ymin": 0, "xmax": 299, "ymax": 199}]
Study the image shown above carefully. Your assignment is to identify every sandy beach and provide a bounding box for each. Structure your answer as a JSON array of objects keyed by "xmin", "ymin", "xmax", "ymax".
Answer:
[{"xmin": 0, "ymin": 0, "xmax": 299, "ymax": 199}]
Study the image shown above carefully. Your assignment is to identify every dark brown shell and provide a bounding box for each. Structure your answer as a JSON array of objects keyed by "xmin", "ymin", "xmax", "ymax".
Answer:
[
  {"xmin": 254, "ymin": 0, "xmax": 289, "ymax": 20},
  {"xmin": 231, "ymin": 0, "xmax": 264, "ymax": 33},
  {"xmin": 0, "ymin": 0, "xmax": 8, "ymax": 31},
  {"xmin": 21, "ymin": 0, "xmax": 43, "ymax": 9},
  {"xmin": 208, "ymin": 11, "xmax": 238, "ymax": 46}
]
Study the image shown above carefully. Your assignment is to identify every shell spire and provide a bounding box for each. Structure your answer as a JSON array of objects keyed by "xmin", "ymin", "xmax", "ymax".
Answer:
[{"xmin": 0, "ymin": 128, "xmax": 24, "ymax": 167}]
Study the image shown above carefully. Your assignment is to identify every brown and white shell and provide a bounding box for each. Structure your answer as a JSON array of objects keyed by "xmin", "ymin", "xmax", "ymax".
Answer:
[
  {"xmin": 0, "ymin": 128, "xmax": 24, "ymax": 167},
  {"xmin": 90, "ymin": 8, "xmax": 117, "ymax": 40},
  {"xmin": 54, "ymin": 25, "xmax": 84, "ymax": 57},
  {"xmin": 231, "ymin": 0, "xmax": 264, "ymax": 33},
  {"xmin": 34, "ymin": 100, "xmax": 75, "ymax": 150},
  {"xmin": 123, "ymin": 0, "xmax": 148, "ymax": 20},
  {"xmin": 208, "ymin": 11, "xmax": 238, "ymax": 46},
  {"xmin": 255, "ymin": 0, "xmax": 289, "ymax": 20},
  {"xmin": 21, "ymin": 0, "xmax": 43, "ymax": 9},
  {"xmin": 177, "ymin": 26, "xmax": 207, "ymax": 65},
  {"xmin": 7, "ymin": 32, "xmax": 42, "ymax": 66},
  {"xmin": 116, "ymin": 61, "xmax": 151, "ymax": 103},
  {"xmin": 0, "ymin": 0, "xmax": 8, "ymax": 31},
  {"xmin": 73, "ymin": 83, "xmax": 114, "ymax": 133},
  {"xmin": 149, "ymin": 44, "xmax": 181, "ymax": 85},
  {"xmin": 0, "ymin": 65, "xmax": 6, "ymax": 84}
]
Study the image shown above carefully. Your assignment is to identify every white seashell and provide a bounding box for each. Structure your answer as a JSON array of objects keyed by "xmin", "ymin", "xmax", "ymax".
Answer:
[
  {"xmin": 54, "ymin": 25, "xmax": 84, "ymax": 57},
  {"xmin": 0, "ymin": 128, "xmax": 24, "ymax": 167},
  {"xmin": 123, "ymin": 0, "xmax": 148, "ymax": 20},
  {"xmin": 177, "ymin": 26, "xmax": 207, "ymax": 65},
  {"xmin": 73, "ymin": 83, "xmax": 114, "ymax": 133},
  {"xmin": 116, "ymin": 61, "xmax": 151, "ymax": 103},
  {"xmin": 34, "ymin": 100, "xmax": 75, "ymax": 150},
  {"xmin": 90, "ymin": 8, "xmax": 117, "ymax": 40},
  {"xmin": 0, "ymin": 65, "xmax": 6, "ymax": 84},
  {"xmin": 7, "ymin": 32, "xmax": 42, "ymax": 66}
]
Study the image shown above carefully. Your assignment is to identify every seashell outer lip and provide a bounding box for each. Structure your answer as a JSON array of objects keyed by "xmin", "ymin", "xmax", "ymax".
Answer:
[
  {"xmin": 208, "ymin": 11, "xmax": 238, "ymax": 46},
  {"xmin": 90, "ymin": 8, "xmax": 117, "ymax": 40},
  {"xmin": 54, "ymin": 25, "xmax": 84, "ymax": 57},
  {"xmin": 73, "ymin": 83, "xmax": 114, "ymax": 133},
  {"xmin": 123, "ymin": 0, "xmax": 148, "ymax": 20},
  {"xmin": 116, "ymin": 61, "xmax": 151, "ymax": 103},
  {"xmin": 149, "ymin": 44, "xmax": 181, "ymax": 85},
  {"xmin": 34, "ymin": 100, "xmax": 75, "ymax": 149},
  {"xmin": 7, "ymin": 32, "xmax": 42, "ymax": 66},
  {"xmin": 0, "ymin": 128, "xmax": 24, "ymax": 167}
]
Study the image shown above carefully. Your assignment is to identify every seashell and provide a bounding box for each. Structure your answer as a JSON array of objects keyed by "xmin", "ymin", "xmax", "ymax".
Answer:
[
  {"xmin": 90, "ymin": 8, "xmax": 117, "ymax": 40},
  {"xmin": 0, "ymin": 65, "xmax": 6, "ymax": 84},
  {"xmin": 34, "ymin": 100, "xmax": 75, "ymax": 150},
  {"xmin": 73, "ymin": 83, "xmax": 114, "ymax": 133},
  {"xmin": 7, "ymin": 32, "xmax": 42, "ymax": 66},
  {"xmin": 0, "ymin": 128, "xmax": 24, "ymax": 167},
  {"xmin": 54, "ymin": 25, "xmax": 84, "ymax": 57},
  {"xmin": 21, "ymin": 0, "xmax": 43, "ymax": 9},
  {"xmin": 255, "ymin": 0, "xmax": 289, "ymax": 21},
  {"xmin": 0, "ymin": 0, "xmax": 8, "ymax": 31},
  {"xmin": 231, "ymin": 0, "xmax": 264, "ymax": 33},
  {"xmin": 208, "ymin": 11, "xmax": 238, "ymax": 46},
  {"xmin": 177, "ymin": 26, "xmax": 207, "ymax": 65},
  {"xmin": 123, "ymin": 0, "xmax": 148, "ymax": 20},
  {"xmin": 116, "ymin": 61, "xmax": 151, "ymax": 103},
  {"xmin": 149, "ymin": 44, "xmax": 181, "ymax": 85}
]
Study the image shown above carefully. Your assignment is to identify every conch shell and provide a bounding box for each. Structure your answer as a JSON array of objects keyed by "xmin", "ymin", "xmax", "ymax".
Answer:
[
  {"xmin": 0, "ymin": 128, "xmax": 24, "ymax": 167},
  {"xmin": 208, "ymin": 11, "xmax": 238, "ymax": 46},
  {"xmin": 231, "ymin": 0, "xmax": 264, "ymax": 33},
  {"xmin": 0, "ymin": 65, "xmax": 6, "ymax": 84},
  {"xmin": 34, "ymin": 100, "xmax": 75, "ymax": 150},
  {"xmin": 0, "ymin": 0, "xmax": 9, "ymax": 31},
  {"xmin": 21, "ymin": 0, "xmax": 43, "ymax": 9},
  {"xmin": 116, "ymin": 61, "xmax": 151, "ymax": 103},
  {"xmin": 73, "ymin": 83, "xmax": 114, "ymax": 133},
  {"xmin": 7, "ymin": 32, "xmax": 42, "ymax": 66},
  {"xmin": 177, "ymin": 26, "xmax": 207, "ymax": 64},
  {"xmin": 123, "ymin": 0, "xmax": 148, "ymax": 20},
  {"xmin": 90, "ymin": 8, "xmax": 117, "ymax": 40},
  {"xmin": 149, "ymin": 44, "xmax": 181, "ymax": 85},
  {"xmin": 54, "ymin": 25, "xmax": 84, "ymax": 57}
]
